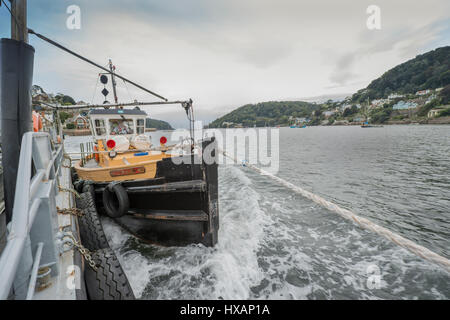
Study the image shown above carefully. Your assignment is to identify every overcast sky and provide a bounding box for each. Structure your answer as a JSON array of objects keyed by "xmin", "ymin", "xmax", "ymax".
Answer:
[{"xmin": 1, "ymin": 0, "xmax": 449, "ymax": 127}]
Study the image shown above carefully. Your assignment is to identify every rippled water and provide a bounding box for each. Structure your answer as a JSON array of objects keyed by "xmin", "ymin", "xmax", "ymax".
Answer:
[{"xmin": 65, "ymin": 125, "xmax": 450, "ymax": 299}]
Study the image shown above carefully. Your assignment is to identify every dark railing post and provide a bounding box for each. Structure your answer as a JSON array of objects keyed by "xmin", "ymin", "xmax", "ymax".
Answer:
[{"xmin": 0, "ymin": 38, "xmax": 35, "ymax": 223}]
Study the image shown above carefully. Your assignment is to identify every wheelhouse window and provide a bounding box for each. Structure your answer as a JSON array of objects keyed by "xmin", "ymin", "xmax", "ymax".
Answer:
[
  {"xmin": 94, "ymin": 119, "xmax": 106, "ymax": 135},
  {"xmin": 136, "ymin": 119, "xmax": 145, "ymax": 134},
  {"xmin": 109, "ymin": 119, "xmax": 134, "ymax": 135}
]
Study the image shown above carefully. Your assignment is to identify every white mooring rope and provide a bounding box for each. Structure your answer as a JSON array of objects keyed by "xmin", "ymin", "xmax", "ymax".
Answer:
[{"xmin": 220, "ymin": 150, "xmax": 450, "ymax": 273}]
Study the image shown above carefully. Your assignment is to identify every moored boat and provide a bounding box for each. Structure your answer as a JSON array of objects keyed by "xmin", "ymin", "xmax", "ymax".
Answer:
[
  {"xmin": 72, "ymin": 71, "xmax": 219, "ymax": 247},
  {"xmin": 361, "ymin": 121, "xmax": 383, "ymax": 128}
]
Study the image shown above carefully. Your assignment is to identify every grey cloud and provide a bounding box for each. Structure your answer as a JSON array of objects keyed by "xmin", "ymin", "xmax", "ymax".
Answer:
[
  {"xmin": 328, "ymin": 19, "xmax": 447, "ymax": 86},
  {"xmin": 328, "ymin": 53, "xmax": 358, "ymax": 86}
]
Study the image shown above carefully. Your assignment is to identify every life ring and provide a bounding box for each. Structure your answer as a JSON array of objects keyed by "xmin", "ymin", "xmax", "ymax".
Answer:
[
  {"xmin": 32, "ymin": 111, "xmax": 43, "ymax": 132},
  {"xmin": 102, "ymin": 183, "xmax": 129, "ymax": 218}
]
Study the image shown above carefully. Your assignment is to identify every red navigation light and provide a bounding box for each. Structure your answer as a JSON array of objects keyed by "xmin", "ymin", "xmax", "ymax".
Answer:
[
  {"xmin": 106, "ymin": 139, "xmax": 116, "ymax": 149},
  {"xmin": 160, "ymin": 136, "xmax": 167, "ymax": 145}
]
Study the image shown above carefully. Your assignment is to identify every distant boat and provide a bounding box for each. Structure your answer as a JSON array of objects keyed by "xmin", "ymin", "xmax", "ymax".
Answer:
[
  {"xmin": 361, "ymin": 121, "xmax": 383, "ymax": 128},
  {"xmin": 290, "ymin": 124, "xmax": 307, "ymax": 128},
  {"xmin": 361, "ymin": 98, "xmax": 383, "ymax": 128}
]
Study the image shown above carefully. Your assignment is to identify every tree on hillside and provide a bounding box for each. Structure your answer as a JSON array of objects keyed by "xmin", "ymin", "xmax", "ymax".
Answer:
[
  {"xmin": 351, "ymin": 46, "xmax": 450, "ymax": 102},
  {"xmin": 439, "ymin": 85, "xmax": 450, "ymax": 105},
  {"xmin": 55, "ymin": 94, "xmax": 76, "ymax": 105},
  {"xmin": 59, "ymin": 111, "xmax": 72, "ymax": 124},
  {"xmin": 342, "ymin": 105, "xmax": 358, "ymax": 117},
  {"xmin": 145, "ymin": 118, "xmax": 173, "ymax": 130}
]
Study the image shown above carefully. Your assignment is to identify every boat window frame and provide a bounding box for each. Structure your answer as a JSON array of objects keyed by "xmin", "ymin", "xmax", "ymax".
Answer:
[
  {"xmin": 94, "ymin": 119, "xmax": 107, "ymax": 136},
  {"xmin": 136, "ymin": 118, "xmax": 145, "ymax": 134},
  {"xmin": 108, "ymin": 118, "xmax": 135, "ymax": 136},
  {"xmin": 89, "ymin": 112, "xmax": 148, "ymax": 139}
]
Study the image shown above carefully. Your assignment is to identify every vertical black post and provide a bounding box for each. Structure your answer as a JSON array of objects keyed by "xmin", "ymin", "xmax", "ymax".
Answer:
[
  {"xmin": 0, "ymin": 168, "xmax": 5, "ymax": 252},
  {"xmin": 201, "ymin": 137, "xmax": 219, "ymax": 246},
  {"xmin": 0, "ymin": 38, "xmax": 35, "ymax": 223}
]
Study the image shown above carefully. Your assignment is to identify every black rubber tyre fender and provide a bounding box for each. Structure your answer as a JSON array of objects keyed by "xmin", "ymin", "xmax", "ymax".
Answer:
[
  {"xmin": 102, "ymin": 183, "xmax": 129, "ymax": 218},
  {"xmin": 76, "ymin": 192, "xmax": 109, "ymax": 251},
  {"xmin": 85, "ymin": 248, "xmax": 135, "ymax": 300},
  {"xmin": 71, "ymin": 168, "xmax": 79, "ymax": 183},
  {"xmin": 73, "ymin": 179, "xmax": 84, "ymax": 193}
]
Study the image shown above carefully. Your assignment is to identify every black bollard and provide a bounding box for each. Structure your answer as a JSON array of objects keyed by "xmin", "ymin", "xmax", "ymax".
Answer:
[{"xmin": 0, "ymin": 38, "xmax": 35, "ymax": 224}]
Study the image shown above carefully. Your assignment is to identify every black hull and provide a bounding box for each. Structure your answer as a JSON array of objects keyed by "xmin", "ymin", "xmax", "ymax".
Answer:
[{"xmin": 92, "ymin": 138, "xmax": 219, "ymax": 247}]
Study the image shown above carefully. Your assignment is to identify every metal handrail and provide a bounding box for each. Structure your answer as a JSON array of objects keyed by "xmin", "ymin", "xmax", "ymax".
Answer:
[{"xmin": 0, "ymin": 132, "xmax": 63, "ymax": 299}]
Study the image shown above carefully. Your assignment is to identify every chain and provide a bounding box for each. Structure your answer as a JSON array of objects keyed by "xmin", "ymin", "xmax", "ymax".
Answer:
[
  {"xmin": 57, "ymin": 207, "xmax": 84, "ymax": 217},
  {"xmin": 62, "ymin": 233, "xmax": 98, "ymax": 271}
]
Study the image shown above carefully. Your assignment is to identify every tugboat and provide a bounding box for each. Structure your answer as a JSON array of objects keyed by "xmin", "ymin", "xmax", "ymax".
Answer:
[{"xmin": 72, "ymin": 66, "xmax": 219, "ymax": 247}]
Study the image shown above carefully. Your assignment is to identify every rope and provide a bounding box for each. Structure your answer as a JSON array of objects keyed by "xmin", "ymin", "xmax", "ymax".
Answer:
[
  {"xmin": 58, "ymin": 185, "xmax": 81, "ymax": 199},
  {"xmin": 90, "ymin": 73, "xmax": 100, "ymax": 105},
  {"xmin": 27, "ymin": 28, "xmax": 168, "ymax": 101},
  {"xmin": 220, "ymin": 150, "xmax": 450, "ymax": 273},
  {"xmin": 123, "ymin": 79, "xmax": 134, "ymax": 102}
]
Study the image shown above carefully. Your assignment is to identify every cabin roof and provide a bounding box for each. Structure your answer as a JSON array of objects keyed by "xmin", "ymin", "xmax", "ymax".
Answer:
[{"xmin": 89, "ymin": 108, "xmax": 147, "ymax": 116}]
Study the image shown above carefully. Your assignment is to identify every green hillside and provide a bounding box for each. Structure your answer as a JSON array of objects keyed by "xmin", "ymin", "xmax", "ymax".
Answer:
[
  {"xmin": 209, "ymin": 101, "xmax": 319, "ymax": 128},
  {"xmin": 145, "ymin": 118, "xmax": 174, "ymax": 130},
  {"xmin": 352, "ymin": 46, "xmax": 450, "ymax": 102}
]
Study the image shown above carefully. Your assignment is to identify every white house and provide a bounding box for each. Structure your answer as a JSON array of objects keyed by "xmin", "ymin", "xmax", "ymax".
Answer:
[
  {"xmin": 393, "ymin": 100, "xmax": 418, "ymax": 110},
  {"xmin": 416, "ymin": 90, "xmax": 431, "ymax": 96},
  {"xmin": 388, "ymin": 93, "xmax": 404, "ymax": 99},
  {"xmin": 323, "ymin": 111, "xmax": 335, "ymax": 118},
  {"xmin": 428, "ymin": 109, "xmax": 443, "ymax": 118}
]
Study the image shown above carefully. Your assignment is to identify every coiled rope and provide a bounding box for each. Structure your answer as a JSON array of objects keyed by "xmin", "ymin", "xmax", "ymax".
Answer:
[{"xmin": 221, "ymin": 150, "xmax": 450, "ymax": 273}]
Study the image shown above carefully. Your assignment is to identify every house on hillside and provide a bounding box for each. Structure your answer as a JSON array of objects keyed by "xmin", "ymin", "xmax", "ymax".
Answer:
[
  {"xmin": 426, "ymin": 94, "xmax": 437, "ymax": 104},
  {"xmin": 340, "ymin": 104, "xmax": 352, "ymax": 111},
  {"xmin": 323, "ymin": 111, "xmax": 335, "ymax": 118},
  {"xmin": 371, "ymin": 99, "xmax": 389, "ymax": 107},
  {"xmin": 222, "ymin": 121, "xmax": 234, "ymax": 128},
  {"xmin": 32, "ymin": 93, "xmax": 50, "ymax": 103},
  {"xmin": 416, "ymin": 90, "xmax": 431, "ymax": 96},
  {"xmin": 68, "ymin": 113, "xmax": 90, "ymax": 129},
  {"xmin": 388, "ymin": 93, "xmax": 404, "ymax": 99},
  {"xmin": 393, "ymin": 100, "xmax": 418, "ymax": 110},
  {"xmin": 428, "ymin": 108, "xmax": 444, "ymax": 118}
]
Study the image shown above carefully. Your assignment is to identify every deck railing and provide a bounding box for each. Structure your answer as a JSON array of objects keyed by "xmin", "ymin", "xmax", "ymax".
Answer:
[{"xmin": 0, "ymin": 132, "xmax": 64, "ymax": 300}]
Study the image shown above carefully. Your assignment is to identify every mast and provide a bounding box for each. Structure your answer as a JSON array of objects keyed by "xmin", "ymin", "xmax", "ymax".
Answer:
[
  {"xmin": 109, "ymin": 59, "xmax": 119, "ymax": 106},
  {"xmin": 10, "ymin": 0, "xmax": 28, "ymax": 42}
]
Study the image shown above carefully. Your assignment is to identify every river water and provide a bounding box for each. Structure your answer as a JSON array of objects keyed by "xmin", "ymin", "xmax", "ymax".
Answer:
[{"xmin": 65, "ymin": 125, "xmax": 450, "ymax": 299}]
